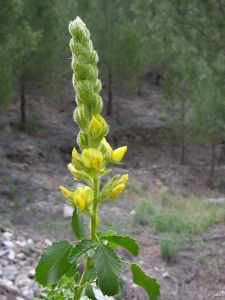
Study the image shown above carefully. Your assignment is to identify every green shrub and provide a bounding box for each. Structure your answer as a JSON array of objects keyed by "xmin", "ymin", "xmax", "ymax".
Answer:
[
  {"xmin": 160, "ymin": 237, "xmax": 181, "ymax": 261},
  {"xmin": 160, "ymin": 192, "xmax": 173, "ymax": 207},
  {"xmin": 152, "ymin": 212, "xmax": 193, "ymax": 234},
  {"xmin": 133, "ymin": 199, "xmax": 155, "ymax": 225}
]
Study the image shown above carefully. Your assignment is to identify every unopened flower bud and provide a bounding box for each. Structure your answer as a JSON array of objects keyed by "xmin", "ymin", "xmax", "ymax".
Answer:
[
  {"xmin": 108, "ymin": 183, "xmax": 125, "ymax": 199},
  {"xmin": 91, "ymin": 94, "xmax": 103, "ymax": 115},
  {"xmin": 73, "ymin": 61, "xmax": 89, "ymax": 81},
  {"xmin": 111, "ymin": 146, "xmax": 127, "ymax": 163},
  {"xmin": 89, "ymin": 115, "xmax": 102, "ymax": 138},
  {"xmin": 89, "ymin": 50, "xmax": 99, "ymax": 65},
  {"xmin": 121, "ymin": 174, "xmax": 128, "ymax": 184},
  {"xmin": 73, "ymin": 105, "xmax": 90, "ymax": 131},
  {"xmin": 94, "ymin": 79, "xmax": 102, "ymax": 94},
  {"xmin": 59, "ymin": 185, "xmax": 73, "ymax": 199},
  {"xmin": 72, "ymin": 148, "xmax": 83, "ymax": 169},
  {"xmin": 77, "ymin": 131, "xmax": 89, "ymax": 150},
  {"xmin": 69, "ymin": 17, "xmax": 90, "ymax": 43},
  {"xmin": 96, "ymin": 115, "xmax": 108, "ymax": 136},
  {"xmin": 108, "ymin": 174, "xmax": 128, "ymax": 199}
]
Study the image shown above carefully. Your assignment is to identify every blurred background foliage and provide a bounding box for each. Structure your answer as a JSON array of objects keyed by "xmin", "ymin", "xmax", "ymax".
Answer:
[{"xmin": 1, "ymin": 0, "xmax": 225, "ymax": 180}]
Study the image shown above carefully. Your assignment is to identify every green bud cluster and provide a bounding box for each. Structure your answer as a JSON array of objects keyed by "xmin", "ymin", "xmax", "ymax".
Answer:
[{"xmin": 69, "ymin": 17, "xmax": 105, "ymax": 150}]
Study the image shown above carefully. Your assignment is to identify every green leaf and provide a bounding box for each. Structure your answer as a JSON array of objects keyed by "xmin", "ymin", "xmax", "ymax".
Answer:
[
  {"xmin": 130, "ymin": 263, "xmax": 160, "ymax": 300},
  {"xmin": 104, "ymin": 230, "xmax": 117, "ymax": 236},
  {"xmin": 69, "ymin": 239, "xmax": 98, "ymax": 263},
  {"xmin": 66, "ymin": 263, "xmax": 77, "ymax": 278},
  {"xmin": 85, "ymin": 283, "xmax": 97, "ymax": 300},
  {"xmin": 93, "ymin": 244, "xmax": 122, "ymax": 296},
  {"xmin": 35, "ymin": 240, "xmax": 73, "ymax": 287},
  {"xmin": 102, "ymin": 235, "xmax": 139, "ymax": 256},
  {"xmin": 86, "ymin": 266, "xmax": 97, "ymax": 282},
  {"xmin": 71, "ymin": 207, "xmax": 86, "ymax": 240},
  {"xmin": 57, "ymin": 275, "xmax": 71, "ymax": 288}
]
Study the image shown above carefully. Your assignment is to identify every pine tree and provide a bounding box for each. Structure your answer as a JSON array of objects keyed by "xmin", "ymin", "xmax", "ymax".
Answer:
[{"xmin": 0, "ymin": 0, "xmax": 62, "ymax": 129}]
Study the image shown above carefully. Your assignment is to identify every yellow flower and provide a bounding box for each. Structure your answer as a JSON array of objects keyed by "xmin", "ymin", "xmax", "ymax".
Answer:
[
  {"xmin": 82, "ymin": 148, "xmax": 103, "ymax": 171},
  {"xmin": 88, "ymin": 114, "xmax": 108, "ymax": 139},
  {"xmin": 111, "ymin": 146, "xmax": 127, "ymax": 163},
  {"xmin": 59, "ymin": 185, "xmax": 73, "ymax": 199},
  {"xmin": 72, "ymin": 148, "xmax": 83, "ymax": 169},
  {"xmin": 95, "ymin": 114, "xmax": 108, "ymax": 135},
  {"xmin": 74, "ymin": 195, "xmax": 86, "ymax": 211},
  {"xmin": 89, "ymin": 115, "xmax": 102, "ymax": 138},
  {"xmin": 108, "ymin": 174, "xmax": 128, "ymax": 199},
  {"xmin": 74, "ymin": 186, "xmax": 94, "ymax": 211},
  {"xmin": 121, "ymin": 174, "xmax": 128, "ymax": 184},
  {"xmin": 108, "ymin": 184, "xmax": 125, "ymax": 199}
]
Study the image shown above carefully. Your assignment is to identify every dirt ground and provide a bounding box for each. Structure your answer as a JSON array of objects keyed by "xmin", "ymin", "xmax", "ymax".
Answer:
[{"xmin": 0, "ymin": 82, "xmax": 225, "ymax": 299}]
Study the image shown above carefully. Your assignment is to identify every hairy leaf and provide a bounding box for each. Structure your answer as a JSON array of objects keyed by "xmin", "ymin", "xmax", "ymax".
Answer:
[
  {"xmin": 35, "ymin": 240, "xmax": 72, "ymax": 286},
  {"xmin": 102, "ymin": 234, "xmax": 139, "ymax": 256},
  {"xmin": 93, "ymin": 244, "xmax": 122, "ymax": 296},
  {"xmin": 69, "ymin": 239, "xmax": 98, "ymax": 263},
  {"xmin": 71, "ymin": 207, "xmax": 86, "ymax": 240},
  {"xmin": 130, "ymin": 263, "xmax": 160, "ymax": 300}
]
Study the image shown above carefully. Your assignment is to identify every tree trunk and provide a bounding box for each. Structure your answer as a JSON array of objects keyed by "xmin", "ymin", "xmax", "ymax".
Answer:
[
  {"xmin": 208, "ymin": 137, "xmax": 216, "ymax": 187},
  {"xmin": 180, "ymin": 83, "xmax": 187, "ymax": 165},
  {"xmin": 214, "ymin": 0, "xmax": 224, "ymax": 13},
  {"xmin": 208, "ymin": 115, "xmax": 218, "ymax": 186},
  {"xmin": 106, "ymin": 66, "xmax": 113, "ymax": 116},
  {"xmin": 137, "ymin": 78, "xmax": 143, "ymax": 96},
  {"xmin": 20, "ymin": 73, "xmax": 26, "ymax": 130}
]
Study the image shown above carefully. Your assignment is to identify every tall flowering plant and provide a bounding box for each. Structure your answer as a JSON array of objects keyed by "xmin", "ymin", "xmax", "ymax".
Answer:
[{"xmin": 35, "ymin": 17, "xmax": 160, "ymax": 300}]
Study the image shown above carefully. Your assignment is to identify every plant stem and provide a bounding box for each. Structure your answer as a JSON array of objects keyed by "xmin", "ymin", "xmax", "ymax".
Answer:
[
  {"xmin": 74, "ymin": 257, "xmax": 92, "ymax": 300},
  {"xmin": 91, "ymin": 177, "xmax": 100, "ymax": 240},
  {"xmin": 74, "ymin": 176, "xmax": 100, "ymax": 299}
]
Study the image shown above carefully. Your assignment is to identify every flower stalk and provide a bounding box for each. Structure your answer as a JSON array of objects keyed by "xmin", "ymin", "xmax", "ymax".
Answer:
[
  {"xmin": 35, "ymin": 17, "xmax": 160, "ymax": 300},
  {"xmin": 66, "ymin": 17, "xmax": 128, "ymax": 299}
]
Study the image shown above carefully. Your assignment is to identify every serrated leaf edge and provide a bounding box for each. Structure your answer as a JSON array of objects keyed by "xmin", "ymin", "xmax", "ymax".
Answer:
[
  {"xmin": 85, "ymin": 283, "xmax": 97, "ymax": 300},
  {"xmin": 95, "ymin": 245, "xmax": 122, "ymax": 297},
  {"xmin": 69, "ymin": 239, "xmax": 98, "ymax": 263},
  {"xmin": 102, "ymin": 234, "xmax": 140, "ymax": 256},
  {"xmin": 130, "ymin": 263, "xmax": 161, "ymax": 299},
  {"xmin": 35, "ymin": 239, "xmax": 72, "ymax": 286},
  {"xmin": 71, "ymin": 207, "xmax": 87, "ymax": 240}
]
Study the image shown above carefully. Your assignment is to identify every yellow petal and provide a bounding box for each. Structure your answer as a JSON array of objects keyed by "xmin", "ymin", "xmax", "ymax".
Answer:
[
  {"xmin": 108, "ymin": 183, "xmax": 125, "ymax": 199},
  {"xmin": 72, "ymin": 148, "xmax": 81, "ymax": 168},
  {"xmin": 72, "ymin": 147, "xmax": 79, "ymax": 160},
  {"xmin": 59, "ymin": 185, "xmax": 73, "ymax": 198},
  {"xmin": 93, "ymin": 156, "xmax": 103, "ymax": 171},
  {"xmin": 89, "ymin": 115, "xmax": 102, "ymax": 138},
  {"xmin": 82, "ymin": 148, "xmax": 103, "ymax": 170},
  {"xmin": 111, "ymin": 146, "xmax": 127, "ymax": 163},
  {"xmin": 121, "ymin": 174, "xmax": 128, "ymax": 184},
  {"xmin": 95, "ymin": 115, "xmax": 108, "ymax": 135},
  {"xmin": 74, "ymin": 186, "xmax": 84, "ymax": 198},
  {"xmin": 83, "ymin": 186, "xmax": 94, "ymax": 206},
  {"xmin": 82, "ymin": 149, "xmax": 93, "ymax": 168},
  {"xmin": 74, "ymin": 195, "xmax": 86, "ymax": 211}
]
